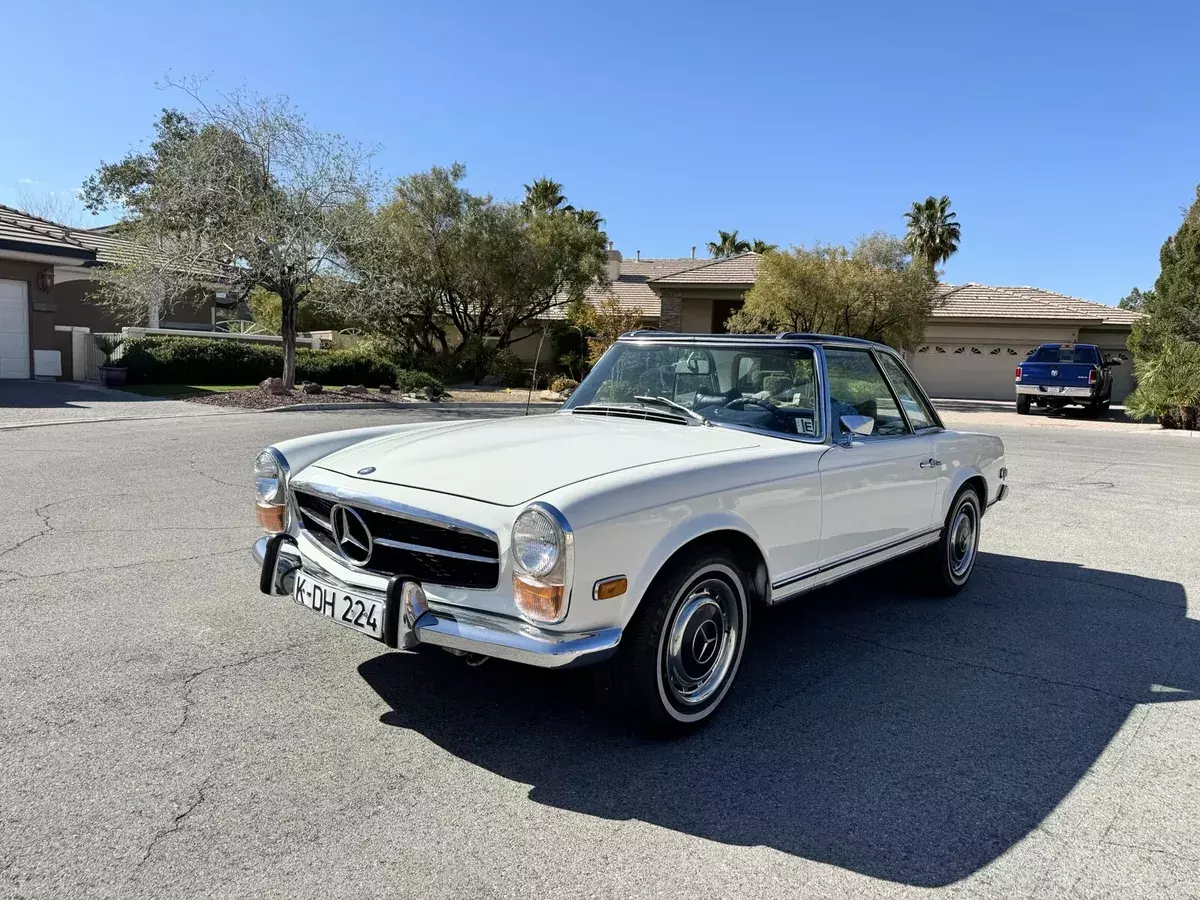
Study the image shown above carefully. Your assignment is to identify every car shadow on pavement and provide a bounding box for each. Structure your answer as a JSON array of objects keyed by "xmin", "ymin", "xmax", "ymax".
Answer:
[{"xmin": 358, "ymin": 553, "xmax": 1195, "ymax": 888}]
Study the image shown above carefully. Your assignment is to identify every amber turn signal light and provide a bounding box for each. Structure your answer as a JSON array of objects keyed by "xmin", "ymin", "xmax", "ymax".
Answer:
[
  {"xmin": 513, "ymin": 573, "xmax": 566, "ymax": 624},
  {"xmin": 593, "ymin": 576, "xmax": 627, "ymax": 601},
  {"xmin": 256, "ymin": 503, "xmax": 286, "ymax": 534}
]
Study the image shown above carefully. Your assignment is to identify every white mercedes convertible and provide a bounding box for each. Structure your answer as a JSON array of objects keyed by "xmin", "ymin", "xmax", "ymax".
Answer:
[{"xmin": 251, "ymin": 333, "xmax": 1007, "ymax": 732}]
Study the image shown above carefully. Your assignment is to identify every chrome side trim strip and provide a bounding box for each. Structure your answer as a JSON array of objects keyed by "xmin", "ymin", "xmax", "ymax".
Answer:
[
  {"xmin": 373, "ymin": 536, "xmax": 497, "ymax": 564},
  {"xmin": 771, "ymin": 525, "xmax": 944, "ymax": 591}
]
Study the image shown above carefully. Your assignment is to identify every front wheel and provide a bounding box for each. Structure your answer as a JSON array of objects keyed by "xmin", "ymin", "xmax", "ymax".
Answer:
[
  {"xmin": 593, "ymin": 546, "xmax": 750, "ymax": 735},
  {"xmin": 923, "ymin": 487, "xmax": 982, "ymax": 596},
  {"xmin": 1016, "ymin": 394, "xmax": 1031, "ymax": 415}
]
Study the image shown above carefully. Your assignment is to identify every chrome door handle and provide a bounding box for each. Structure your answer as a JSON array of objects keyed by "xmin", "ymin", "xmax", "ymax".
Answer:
[{"xmin": 919, "ymin": 459, "xmax": 941, "ymax": 468}]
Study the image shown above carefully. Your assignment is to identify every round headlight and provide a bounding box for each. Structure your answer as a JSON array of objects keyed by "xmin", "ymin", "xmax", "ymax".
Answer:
[
  {"xmin": 512, "ymin": 507, "xmax": 563, "ymax": 579},
  {"xmin": 254, "ymin": 449, "xmax": 285, "ymax": 505}
]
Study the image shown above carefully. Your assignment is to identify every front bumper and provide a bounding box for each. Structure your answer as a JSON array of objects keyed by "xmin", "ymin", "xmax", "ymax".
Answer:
[
  {"xmin": 1015, "ymin": 384, "xmax": 1095, "ymax": 399},
  {"xmin": 252, "ymin": 536, "xmax": 620, "ymax": 669}
]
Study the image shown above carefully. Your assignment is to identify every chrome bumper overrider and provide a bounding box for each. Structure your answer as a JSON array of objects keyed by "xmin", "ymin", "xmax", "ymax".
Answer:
[
  {"xmin": 252, "ymin": 536, "xmax": 620, "ymax": 669},
  {"xmin": 1015, "ymin": 385, "xmax": 1094, "ymax": 398}
]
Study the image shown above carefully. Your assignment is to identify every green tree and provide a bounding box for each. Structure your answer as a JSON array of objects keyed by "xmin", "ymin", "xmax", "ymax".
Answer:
[
  {"xmin": 82, "ymin": 83, "xmax": 375, "ymax": 388},
  {"xmin": 1118, "ymin": 287, "xmax": 1155, "ymax": 312},
  {"xmin": 726, "ymin": 235, "xmax": 937, "ymax": 349},
  {"xmin": 341, "ymin": 165, "xmax": 607, "ymax": 381},
  {"xmin": 1129, "ymin": 185, "xmax": 1200, "ymax": 359},
  {"xmin": 751, "ymin": 239, "xmax": 778, "ymax": 254},
  {"xmin": 707, "ymin": 230, "xmax": 751, "ymax": 258},
  {"xmin": 903, "ymin": 195, "xmax": 961, "ymax": 275},
  {"xmin": 523, "ymin": 177, "xmax": 571, "ymax": 213}
]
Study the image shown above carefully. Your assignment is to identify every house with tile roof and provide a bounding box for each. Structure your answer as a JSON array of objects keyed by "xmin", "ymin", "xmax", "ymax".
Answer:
[
  {"xmin": 518, "ymin": 249, "xmax": 1141, "ymax": 402},
  {"xmin": 0, "ymin": 205, "xmax": 229, "ymax": 380}
]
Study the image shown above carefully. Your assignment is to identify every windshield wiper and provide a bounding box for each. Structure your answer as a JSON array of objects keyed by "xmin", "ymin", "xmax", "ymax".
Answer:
[{"xmin": 634, "ymin": 395, "xmax": 709, "ymax": 426}]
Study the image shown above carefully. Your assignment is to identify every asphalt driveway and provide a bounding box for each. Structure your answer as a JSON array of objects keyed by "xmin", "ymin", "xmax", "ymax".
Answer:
[{"xmin": 1, "ymin": 408, "xmax": 1197, "ymax": 899}]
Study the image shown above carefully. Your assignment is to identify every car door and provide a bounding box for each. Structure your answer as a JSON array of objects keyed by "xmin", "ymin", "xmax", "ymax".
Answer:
[{"xmin": 816, "ymin": 347, "xmax": 939, "ymax": 567}]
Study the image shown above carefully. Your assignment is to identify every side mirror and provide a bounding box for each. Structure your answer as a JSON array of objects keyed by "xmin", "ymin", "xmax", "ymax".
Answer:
[{"xmin": 838, "ymin": 415, "xmax": 875, "ymax": 444}]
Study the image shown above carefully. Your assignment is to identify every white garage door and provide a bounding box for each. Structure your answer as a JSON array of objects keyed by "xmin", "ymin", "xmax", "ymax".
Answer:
[
  {"xmin": 908, "ymin": 342, "xmax": 1039, "ymax": 401},
  {"xmin": 0, "ymin": 279, "xmax": 31, "ymax": 380}
]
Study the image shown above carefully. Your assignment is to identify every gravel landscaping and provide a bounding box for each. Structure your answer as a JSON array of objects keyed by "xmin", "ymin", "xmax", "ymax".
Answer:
[{"xmin": 186, "ymin": 387, "xmax": 416, "ymax": 409}]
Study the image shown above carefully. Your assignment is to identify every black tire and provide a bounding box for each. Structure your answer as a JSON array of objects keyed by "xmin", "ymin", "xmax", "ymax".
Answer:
[
  {"xmin": 1082, "ymin": 400, "xmax": 1102, "ymax": 418},
  {"xmin": 1016, "ymin": 395, "xmax": 1031, "ymax": 415},
  {"xmin": 922, "ymin": 487, "xmax": 982, "ymax": 596},
  {"xmin": 593, "ymin": 545, "xmax": 750, "ymax": 736}
]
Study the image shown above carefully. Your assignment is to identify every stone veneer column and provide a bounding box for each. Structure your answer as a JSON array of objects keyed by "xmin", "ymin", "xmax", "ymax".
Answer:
[{"xmin": 658, "ymin": 290, "xmax": 683, "ymax": 332}]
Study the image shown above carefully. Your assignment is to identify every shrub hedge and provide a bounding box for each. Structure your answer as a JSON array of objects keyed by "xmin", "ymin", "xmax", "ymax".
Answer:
[{"xmin": 119, "ymin": 336, "xmax": 439, "ymax": 392}]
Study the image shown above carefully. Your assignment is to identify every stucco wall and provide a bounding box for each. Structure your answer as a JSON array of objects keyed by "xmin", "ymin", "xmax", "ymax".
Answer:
[
  {"xmin": 0, "ymin": 259, "xmax": 62, "ymax": 378},
  {"xmin": 50, "ymin": 279, "xmax": 215, "ymax": 332}
]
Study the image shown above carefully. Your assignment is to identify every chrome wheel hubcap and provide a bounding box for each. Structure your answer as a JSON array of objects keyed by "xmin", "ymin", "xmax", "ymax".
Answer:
[
  {"xmin": 664, "ymin": 578, "xmax": 739, "ymax": 706},
  {"xmin": 949, "ymin": 505, "xmax": 977, "ymax": 579}
]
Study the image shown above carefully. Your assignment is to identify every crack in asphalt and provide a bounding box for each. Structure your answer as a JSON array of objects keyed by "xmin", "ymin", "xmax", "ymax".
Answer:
[
  {"xmin": 168, "ymin": 638, "xmax": 323, "ymax": 736},
  {"xmin": 0, "ymin": 547, "xmax": 247, "ymax": 585},
  {"xmin": 825, "ymin": 627, "xmax": 1146, "ymax": 705},
  {"xmin": 136, "ymin": 775, "xmax": 213, "ymax": 869},
  {"xmin": 197, "ymin": 471, "xmax": 246, "ymax": 489},
  {"xmin": 0, "ymin": 498, "xmax": 61, "ymax": 562}
]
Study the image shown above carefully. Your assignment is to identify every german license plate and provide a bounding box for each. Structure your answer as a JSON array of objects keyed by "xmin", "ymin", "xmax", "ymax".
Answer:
[{"xmin": 293, "ymin": 571, "xmax": 384, "ymax": 640}]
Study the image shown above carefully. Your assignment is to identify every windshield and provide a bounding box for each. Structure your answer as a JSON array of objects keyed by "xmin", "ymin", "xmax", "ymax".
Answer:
[
  {"xmin": 564, "ymin": 341, "xmax": 821, "ymax": 438},
  {"xmin": 1029, "ymin": 345, "xmax": 1100, "ymax": 364}
]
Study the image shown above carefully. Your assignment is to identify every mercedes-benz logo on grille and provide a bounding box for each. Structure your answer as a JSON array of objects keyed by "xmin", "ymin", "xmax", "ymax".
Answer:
[
  {"xmin": 692, "ymin": 619, "xmax": 720, "ymax": 666},
  {"xmin": 330, "ymin": 504, "xmax": 373, "ymax": 567}
]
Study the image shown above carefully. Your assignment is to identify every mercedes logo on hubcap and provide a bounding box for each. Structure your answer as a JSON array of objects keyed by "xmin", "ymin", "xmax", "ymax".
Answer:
[
  {"xmin": 330, "ymin": 504, "xmax": 373, "ymax": 567},
  {"xmin": 692, "ymin": 619, "xmax": 720, "ymax": 666}
]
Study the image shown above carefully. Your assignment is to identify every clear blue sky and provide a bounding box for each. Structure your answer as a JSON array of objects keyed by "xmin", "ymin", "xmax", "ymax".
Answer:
[{"xmin": 4, "ymin": 0, "xmax": 1197, "ymax": 304}]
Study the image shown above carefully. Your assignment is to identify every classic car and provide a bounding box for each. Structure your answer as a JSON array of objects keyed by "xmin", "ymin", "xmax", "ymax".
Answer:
[{"xmin": 251, "ymin": 332, "xmax": 1008, "ymax": 733}]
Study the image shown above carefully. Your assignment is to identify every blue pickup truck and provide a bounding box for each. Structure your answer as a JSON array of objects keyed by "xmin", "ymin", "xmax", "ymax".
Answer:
[{"xmin": 1014, "ymin": 343, "xmax": 1121, "ymax": 416}]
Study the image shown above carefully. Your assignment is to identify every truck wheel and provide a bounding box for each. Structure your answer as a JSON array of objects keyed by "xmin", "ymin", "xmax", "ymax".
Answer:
[
  {"xmin": 1083, "ymin": 400, "xmax": 1102, "ymax": 418},
  {"xmin": 593, "ymin": 545, "xmax": 750, "ymax": 735},
  {"xmin": 922, "ymin": 487, "xmax": 982, "ymax": 596},
  {"xmin": 1016, "ymin": 395, "xmax": 1031, "ymax": 415}
]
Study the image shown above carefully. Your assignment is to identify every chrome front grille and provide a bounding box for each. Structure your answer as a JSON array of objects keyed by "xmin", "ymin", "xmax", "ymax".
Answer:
[{"xmin": 292, "ymin": 488, "xmax": 500, "ymax": 590}]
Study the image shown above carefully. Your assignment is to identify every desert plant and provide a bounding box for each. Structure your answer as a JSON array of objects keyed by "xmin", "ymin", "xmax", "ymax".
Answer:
[
  {"xmin": 1124, "ymin": 339, "xmax": 1200, "ymax": 429},
  {"xmin": 550, "ymin": 376, "xmax": 579, "ymax": 394},
  {"xmin": 92, "ymin": 334, "xmax": 124, "ymax": 365}
]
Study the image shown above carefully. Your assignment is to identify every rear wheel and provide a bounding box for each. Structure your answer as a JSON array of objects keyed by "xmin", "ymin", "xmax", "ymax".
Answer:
[
  {"xmin": 593, "ymin": 546, "xmax": 750, "ymax": 735},
  {"xmin": 922, "ymin": 487, "xmax": 982, "ymax": 596},
  {"xmin": 1016, "ymin": 395, "xmax": 1031, "ymax": 415}
]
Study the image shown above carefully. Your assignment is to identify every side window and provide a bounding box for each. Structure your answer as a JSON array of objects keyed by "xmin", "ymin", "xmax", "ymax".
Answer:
[
  {"xmin": 824, "ymin": 349, "xmax": 909, "ymax": 437},
  {"xmin": 876, "ymin": 353, "xmax": 938, "ymax": 431}
]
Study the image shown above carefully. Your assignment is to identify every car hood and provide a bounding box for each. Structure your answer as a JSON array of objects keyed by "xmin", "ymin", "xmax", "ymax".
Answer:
[{"xmin": 311, "ymin": 413, "xmax": 762, "ymax": 506}]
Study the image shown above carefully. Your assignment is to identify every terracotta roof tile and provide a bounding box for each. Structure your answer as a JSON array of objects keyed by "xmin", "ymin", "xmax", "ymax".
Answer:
[
  {"xmin": 0, "ymin": 205, "xmax": 94, "ymax": 259},
  {"xmin": 650, "ymin": 251, "xmax": 761, "ymax": 285},
  {"xmin": 934, "ymin": 283, "xmax": 1141, "ymax": 325}
]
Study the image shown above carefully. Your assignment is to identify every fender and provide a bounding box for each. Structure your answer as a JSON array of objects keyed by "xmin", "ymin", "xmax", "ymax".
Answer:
[{"xmin": 615, "ymin": 510, "xmax": 766, "ymax": 627}]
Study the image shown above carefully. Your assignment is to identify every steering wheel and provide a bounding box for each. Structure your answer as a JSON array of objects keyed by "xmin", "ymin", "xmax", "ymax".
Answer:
[{"xmin": 724, "ymin": 396, "xmax": 777, "ymax": 412}]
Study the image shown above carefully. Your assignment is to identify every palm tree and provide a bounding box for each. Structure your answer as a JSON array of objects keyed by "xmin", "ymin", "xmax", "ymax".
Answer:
[
  {"xmin": 707, "ymin": 230, "xmax": 752, "ymax": 258},
  {"xmin": 751, "ymin": 239, "xmax": 777, "ymax": 254},
  {"xmin": 522, "ymin": 177, "xmax": 572, "ymax": 214},
  {"xmin": 903, "ymin": 196, "xmax": 961, "ymax": 274},
  {"xmin": 573, "ymin": 208, "xmax": 605, "ymax": 231}
]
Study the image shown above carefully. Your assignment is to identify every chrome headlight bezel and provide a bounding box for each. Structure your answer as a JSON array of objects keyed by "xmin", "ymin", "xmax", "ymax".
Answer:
[
  {"xmin": 254, "ymin": 447, "xmax": 290, "ymax": 507},
  {"xmin": 511, "ymin": 502, "xmax": 574, "ymax": 625}
]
